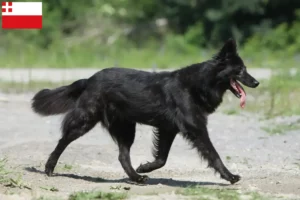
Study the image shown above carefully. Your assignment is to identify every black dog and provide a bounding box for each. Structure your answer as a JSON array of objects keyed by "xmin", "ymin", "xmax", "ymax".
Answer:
[{"xmin": 31, "ymin": 39, "xmax": 259, "ymax": 184}]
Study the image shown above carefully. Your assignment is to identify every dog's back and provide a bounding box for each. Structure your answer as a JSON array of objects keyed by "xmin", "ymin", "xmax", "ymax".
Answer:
[
  {"xmin": 86, "ymin": 68, "xmax": 178, "ymax": 126},
  {"xmin": 32, "ymin": 67, "xmax": 178, "ymax": 126}
]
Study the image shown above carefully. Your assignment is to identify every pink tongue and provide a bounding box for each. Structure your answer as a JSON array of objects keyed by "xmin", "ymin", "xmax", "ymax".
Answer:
[{"xmin": 236, "ymin": 84, "xmax": 246, "ymax": 108}]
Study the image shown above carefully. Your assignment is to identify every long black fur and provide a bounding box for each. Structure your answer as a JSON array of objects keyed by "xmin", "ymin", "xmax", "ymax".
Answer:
[
  {"xmin": 31, "ymin": 39, "xmax": 259, "ymax": 184},
  {"xmin": 32, "ymin": 79, "xmax": 87, "ymax": 116}
]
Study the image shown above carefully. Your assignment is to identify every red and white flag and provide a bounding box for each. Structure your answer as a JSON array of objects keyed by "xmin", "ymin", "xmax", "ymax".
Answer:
[{"xmin": 2, "ymin": 2, "xmax": 42, "ymax": 29}]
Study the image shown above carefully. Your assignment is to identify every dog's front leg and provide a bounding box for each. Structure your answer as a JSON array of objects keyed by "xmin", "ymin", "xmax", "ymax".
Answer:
[{"xmin": 180, "ymin": 119, "xmax": 240, "ymax": 184}]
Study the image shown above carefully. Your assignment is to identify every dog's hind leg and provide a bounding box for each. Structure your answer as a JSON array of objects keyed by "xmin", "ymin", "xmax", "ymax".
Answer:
[
  {"xmin": 108, "ymin": 119, "xmax": 148, "ymax": 184},
  {"xmin": 45, "ymin": 108, "xmax": 97, "ymax": 176},
  {"xmin": 136, "ymin": 128, "xmax": 177, "ymax": 173}
]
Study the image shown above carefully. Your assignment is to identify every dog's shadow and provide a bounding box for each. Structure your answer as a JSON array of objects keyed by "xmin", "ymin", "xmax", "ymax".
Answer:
[{"xmin": 24, "ymin": 167, "xmax": 229, "ymax": 187}]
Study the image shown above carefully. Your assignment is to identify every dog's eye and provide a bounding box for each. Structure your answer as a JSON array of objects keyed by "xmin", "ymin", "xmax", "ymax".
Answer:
[{"xmin": 238, "ymin": 68, "xmax": 245, "ymax": 75}]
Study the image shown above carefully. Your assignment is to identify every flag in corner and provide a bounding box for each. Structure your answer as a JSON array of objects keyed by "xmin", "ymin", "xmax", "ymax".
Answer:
[{"xmin": 2, "ymin": 2, "xmax": 42, "ymax": 29}]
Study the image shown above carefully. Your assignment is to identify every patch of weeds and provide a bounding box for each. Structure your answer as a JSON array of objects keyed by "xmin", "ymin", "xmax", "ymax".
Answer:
[
  {"xmin": 177, "ymin": 187, "xmax": 239, "ymax": 200},
  {"xmin": 177, "ymin": 186, "xmax": 269, "ymax": 200},
  {"xmin": 247, "ymin": 192, "xmax": 270, "ymax": 200},
  {"xmin": 40, "ymin": 186, "xmax": 59, "ymax": 192},
  {"xmin": 35, "ymin": 197, "xmax": 62, "ymax": 200},
  {"xmin": 110, "ymin": 185, "xmax": 131, "ymax": 191},
  {"xmin": 63, "ymin": 164, "xmax": 73, "ymax": 171},
  {"xmin": 5, "ymin": 175, "xmax": 32, "ymax": 190},
  {"xmin": 0, "ymin": 158, "xmax": 10, "ymax": 183},
  {"xmin": 56, "ymin": 163, "xmax": 77, "ymax": 172},
  {"xmin": 110, "ymin": 185, "xmax": 122, "ymax": 190},
  {"xmin": 68, "ymin": 190, "xmax": 127, "ymax": 200},
  {"xmin": 226, "ymin": 156, "xmax": 231, "ymax": 161},
  {"xmin": 254, "ymin": 71, "xmax": 300, "ymax": 117},
  {"xmin": 261, "ymin": 122, "xmax": 300, "ymax": 135},
  {"xmin": 223, "ymin": 109, "xmax": 239, "ymax": 115},
  {"xmin": 0, "ymin": 158, "xmax": 31, "ymax": 190},
  {"xmin": 4, "ymin": 190, "xmax": 16, "ymax": 195},
  {"xmin": 293, "ymin": 162, "xmax": 300, "ymax": 169}
]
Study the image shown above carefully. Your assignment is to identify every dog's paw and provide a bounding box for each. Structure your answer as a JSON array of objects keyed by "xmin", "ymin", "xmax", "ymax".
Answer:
[
  {"xmin": 229, "ymin": 174, "xmax": 241, "ymax": 184},
  {"xmin": 221, "ymin": 174, "xmax": 241, "ymax": 184},
  {"xmin": 136, "ymin": 164, "xmax": 145, "ymax": 173},
  {"xmin": 45, "ymin": 164, "xmax": 54, "ymax": 177},
  {"xmin": 45, "ymin": 168, "xmax": 53, "ymax": 177},
  {"xmin": 136, "ymin": 162, "xmax": 151, "ymax": 173},
  {"xmin": 126, "ymin": 175, "xmax": 149, "ymax": 186},
  {"xmin": 137, "ymin": 175, "xmax": 149, "ymax": 183}
]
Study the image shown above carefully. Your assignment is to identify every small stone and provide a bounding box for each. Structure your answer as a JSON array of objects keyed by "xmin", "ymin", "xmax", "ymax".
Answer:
[{"xmin": 123, "ymin": 186, "xmax": 131, "ymax": 190}]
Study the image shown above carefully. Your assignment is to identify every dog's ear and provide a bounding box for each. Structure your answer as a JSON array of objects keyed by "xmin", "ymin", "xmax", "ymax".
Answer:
[
  {"xmin": 223, "ymin": 38, "xmax": 237, "ymax": 54},
  {"xmin": 214, "ymin": 38, "xmax": 237, "ymax": 60}
]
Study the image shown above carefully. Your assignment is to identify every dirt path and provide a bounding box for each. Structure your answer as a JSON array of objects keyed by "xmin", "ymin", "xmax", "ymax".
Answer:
[{"xmin": 0, "ymin": 93, "xmax": 300, "ymax": 200}]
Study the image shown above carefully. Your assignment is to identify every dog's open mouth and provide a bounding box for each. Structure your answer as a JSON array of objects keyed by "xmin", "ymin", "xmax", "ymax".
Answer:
[{"xmin": 229, "ymin": 79, "xmax": 246, "ymax": 108}]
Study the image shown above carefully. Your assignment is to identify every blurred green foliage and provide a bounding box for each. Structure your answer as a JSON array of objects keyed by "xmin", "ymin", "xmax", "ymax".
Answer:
[{"xmin": 0, "ymin": 0, "xmax": 300, "ymax": 68}]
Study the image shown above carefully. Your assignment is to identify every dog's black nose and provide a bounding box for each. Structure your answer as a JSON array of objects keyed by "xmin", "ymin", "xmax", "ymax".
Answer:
[{"xmin": 253, "ymin": 80, "xmax": 259, "ymax": 87}]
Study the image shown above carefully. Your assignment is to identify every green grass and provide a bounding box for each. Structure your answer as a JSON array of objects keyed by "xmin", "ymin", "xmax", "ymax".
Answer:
[
  {"xmin": 40, "ymin": 186, "xmax": 59, "ymax": 192},
  {"xmin": 0, "ymin": 158, "xmax": 10, "ymax": 184},
  {"xmin": 0, "ymin": 40, "xmax": 296, "ymax": 69},
  {"xmin": 253, "ymin": 71, "xmax": 300, "ymax": 117},
  {"xmin": 52, "ymin": 163, "xmax": 80, "ymax": 175},
  {"xmin": 68, "ymin": 190, "xmax": 127, "ymax": 200},
  {"xmin": 262, "ymin": 121, "xmax": 300, "ymax": 135},
  {"xmin": 55, "ymin": 163, "xmax": 75, "ymax": 172},
  {"xmin": 222, "ymin": 109, "xmax": 239, "ymax": 115},
  {"xmin": 36, "ymin": 197, "xmax": 62, "ymax": 200},
  {"xmin": 63, "ymin": 164, "xmax": 73, "ymax": 171},
  {"xmin": 0, "ymin": 46, "xmax": 207, "ymax": 69},
  {"xmin": 226, "ymin": 156, "xmax": 231, "ymax": 161},
  {"xmin": 294, "ymin": 162, "xmax": 300, "ymax": 169},
  {"xmin": 0, "ymin": 158, "xmax": 31, "ymax": 190},
  {"xmin": 177, "ymin": 186, "xmax": 270, "ymax": 200},
  {"xmin": 0, "ymin": 80, "xmax": 67, "ymax": 93}
]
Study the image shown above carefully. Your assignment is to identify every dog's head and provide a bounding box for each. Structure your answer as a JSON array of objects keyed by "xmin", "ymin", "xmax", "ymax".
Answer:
[{"xmin": 214, "ymin": 39, "xmax": 259, "ymax": 108}]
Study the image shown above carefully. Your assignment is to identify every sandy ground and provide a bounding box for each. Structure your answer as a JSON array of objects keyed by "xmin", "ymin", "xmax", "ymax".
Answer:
[{"xmin": 0, "ymin": 92, "xmax": 299, "ymax": 200}]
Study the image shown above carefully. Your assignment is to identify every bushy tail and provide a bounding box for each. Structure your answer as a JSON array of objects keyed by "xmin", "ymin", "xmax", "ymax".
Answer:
[{"xmin": 31, "ymin": 79, "xmax": 88, "ymax": 116}]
